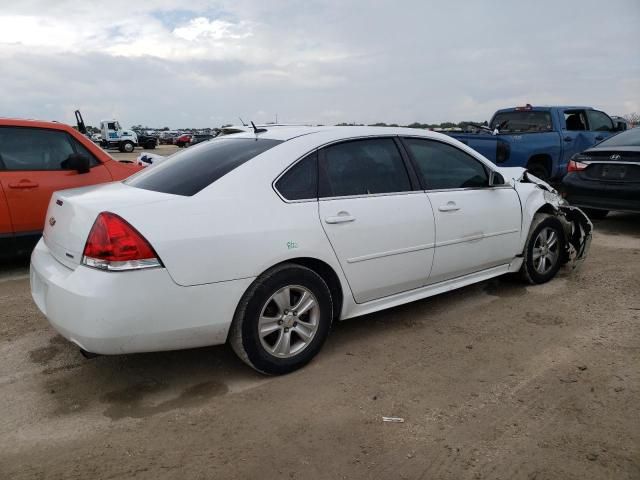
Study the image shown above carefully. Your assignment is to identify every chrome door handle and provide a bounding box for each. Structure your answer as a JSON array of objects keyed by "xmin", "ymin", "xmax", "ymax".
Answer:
[
  {"xmin": 438, "ymin": 202, "xmax": 460, "ymax": 212},
  {"xmin": 325, "ymin": 212, "xmax": 356, "ymax": 224}
]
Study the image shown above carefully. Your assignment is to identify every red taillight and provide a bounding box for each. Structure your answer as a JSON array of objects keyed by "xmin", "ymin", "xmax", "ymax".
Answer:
[
  {"xmin": 82, "ymin": 212, "xmax": 162, "ymax": 271},
  {"xmin": 567, "ymin": 160, "xmax": 588, "ymax": 172}
]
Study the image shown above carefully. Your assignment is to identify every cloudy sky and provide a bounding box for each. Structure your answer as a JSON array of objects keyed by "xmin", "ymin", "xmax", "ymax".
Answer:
[{"xmin": 0, "ymin": 0, "xmax": 638, "ymax": 128}]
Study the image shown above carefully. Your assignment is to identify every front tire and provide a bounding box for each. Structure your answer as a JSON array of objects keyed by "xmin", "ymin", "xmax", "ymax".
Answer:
[
  {"xmin": 229, "ymin": 264, "xmax": 333, "ymax": 375},
  {"xmin": 521, "ymin": 215, "xmax": 565, "ymax": 284},
  {"xmin": 120, "ymin": 141, "xmax": 135, "ymax": 153}
]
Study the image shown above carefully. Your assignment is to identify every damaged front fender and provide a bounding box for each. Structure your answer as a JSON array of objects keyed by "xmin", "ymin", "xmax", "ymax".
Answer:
[{"xmin": 557, "ymin": 205, "xmax": 593, "ymax": 269}]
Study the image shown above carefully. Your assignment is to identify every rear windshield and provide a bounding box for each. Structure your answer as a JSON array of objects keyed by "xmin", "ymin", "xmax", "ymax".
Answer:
[
  {"xmin": 126, "ymin": 137, "xmax": 282, "ymax": 196},
  {"xmin": 597, "ymin": 128, "xmax": 640, "ymax": 147},
  {"xmin": 490, "ymin": 111, "xmax": 553, "ymax": 133}
]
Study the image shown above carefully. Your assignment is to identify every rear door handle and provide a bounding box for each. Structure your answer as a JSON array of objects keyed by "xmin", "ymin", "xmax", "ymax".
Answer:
[
  {"xmin": 595, "ymin": 135, "xmax": 604, "ymax": 141},
  {"xmin": 8, "ymin": 180, "xmax": 39, "ymax": 189},
  {"xmin": 438, "ymin": 202, "xmax": 460, "ymax": 212},
  {"xmin": 325, "ymin": 212, "xmax": 356, "ymax": 224},
  {"xmin": 563, "ymin": 136, "xmax": 573, "ymax": 142}
]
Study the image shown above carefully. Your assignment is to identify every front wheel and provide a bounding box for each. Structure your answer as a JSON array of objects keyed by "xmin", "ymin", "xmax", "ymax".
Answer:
[
  {"xmin": 229, "ymin": 264, "xmax": 333, "ymax": 375},
  {"xmin": 120, "ymin": 141, "xmax": 134, "ymax": 153},
  {"xmin": 521, "ymin": 215, "xmax": 565, "ymax": 284}
]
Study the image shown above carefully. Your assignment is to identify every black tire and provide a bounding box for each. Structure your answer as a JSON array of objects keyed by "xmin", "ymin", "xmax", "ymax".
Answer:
[
  {"xmin": 120, "ymin": 141, "xmax": 134, "ymax": 153},
  {"xmin": 583, "ymin": 208, "xmax": 608, "ymax": 220},
  {"xmin": 521, "ymin": 215, "xmax": 565, "ymax": 284},
  {"xmin": 229, "ymin": 263, "xmax": 333, "ymax": 375},
  {"xmin": 527, "ymin": 163, "xmax": 550, "ymax": 181}
]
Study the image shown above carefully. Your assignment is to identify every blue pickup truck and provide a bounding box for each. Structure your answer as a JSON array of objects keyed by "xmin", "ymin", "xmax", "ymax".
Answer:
[{"xmin": 449, "ymin": 105, "xmax": 624, "ymax": 180}]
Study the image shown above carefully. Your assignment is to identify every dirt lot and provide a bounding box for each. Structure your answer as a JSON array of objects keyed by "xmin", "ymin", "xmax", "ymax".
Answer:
[
  {"xmin": 110, "ymin": 143, "xmax": 180, "ymax": 163},
  {"xmin": 1, "ymin": 214, "xmax": 638, "ymax": 480}
]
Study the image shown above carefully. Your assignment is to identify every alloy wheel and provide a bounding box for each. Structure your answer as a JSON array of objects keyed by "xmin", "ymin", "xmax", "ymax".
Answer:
[
  {"xmin": 532, "ymin": 227, "xmax": 560, "ymax": 275},
  {"xmin": 258, "ymin": 285, "xmax": 320, "ymax": 358}
]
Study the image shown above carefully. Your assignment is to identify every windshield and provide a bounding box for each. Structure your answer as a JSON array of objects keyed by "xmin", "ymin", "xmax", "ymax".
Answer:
[
  {"xmin": 597, "ymin": 127, "xmax": 640, "ymax": 147},
  {"xmin": 490, "ymin": 111, "xmax": 553, "ymax": 133},
  {"xmin": 125, "ymin": 137, "xmax": 283, "ymax": 196}
]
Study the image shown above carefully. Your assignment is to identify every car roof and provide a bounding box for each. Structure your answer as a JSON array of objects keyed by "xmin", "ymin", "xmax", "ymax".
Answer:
[
  {"xmin": 222, "ymin": 125, "xmax": 447, "ymax": 143},
  {"xmin": 0, "ymin": 118, "xmax": 75, "ymax": 130},
  {"xmin": 495, "ymin": 106, "xmax": 593, "ymax": 114}
]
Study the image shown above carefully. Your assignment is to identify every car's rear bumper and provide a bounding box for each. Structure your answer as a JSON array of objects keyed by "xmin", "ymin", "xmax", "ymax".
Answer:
[
  {"xmin": 562, "ymin": 174, "xmax": 640, "ymax": 213},
  {"xmin": 30, "ymin": 239, "xmax": 254, "ymax": 355}
]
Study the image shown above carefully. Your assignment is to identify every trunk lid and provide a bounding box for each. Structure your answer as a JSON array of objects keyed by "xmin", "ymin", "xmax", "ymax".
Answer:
[
  {"xmin": 581, "ymin": 150, "xmax": 640, "ymax": 183},
  {"xmin": 43, "ymin": 182, "xmax": 177, "ymax": 269}
]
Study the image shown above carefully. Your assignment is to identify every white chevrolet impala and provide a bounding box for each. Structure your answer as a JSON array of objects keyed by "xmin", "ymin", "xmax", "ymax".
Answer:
[{"xmin": 30, "ymin": 126, "xmax": 592, "ymax": 374}]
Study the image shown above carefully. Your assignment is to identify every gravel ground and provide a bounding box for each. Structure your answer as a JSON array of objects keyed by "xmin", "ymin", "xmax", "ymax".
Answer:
[{"xmin": 0, "ymin": 213, "xmax": 638, "ymax": 480}]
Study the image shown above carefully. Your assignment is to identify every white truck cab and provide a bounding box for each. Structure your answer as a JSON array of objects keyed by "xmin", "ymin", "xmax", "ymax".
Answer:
[{"xmin": 100, "ymin": 120, "xmax": 138, "ymax": 153}]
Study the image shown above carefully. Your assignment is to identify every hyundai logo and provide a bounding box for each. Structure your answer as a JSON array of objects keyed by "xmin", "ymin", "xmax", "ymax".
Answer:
[
  {"xmin": 610, "ymin": 154, "xmax": 622, "ymax": 161},
  {"xmin": 49, "ymin": 217, "xmax": 56, "ymax": 227}
]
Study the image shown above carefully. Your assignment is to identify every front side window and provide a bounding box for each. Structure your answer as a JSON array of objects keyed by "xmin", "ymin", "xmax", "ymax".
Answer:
[
  {"xmin": 490, "ymin": 111, "xmax": 552, "ymax": 133},
  {"xmin": 275, "ymin": 151, "xmax": 318, "ymax": 200},
  {"xmin": 69, "ymin": 137, "xmax": 100, "ymax": 167},
  {"xmin": 402, "ymin": 138, "xmax": 488, "ymax": 190},
  {"xmin": 126, "ymin": 137, "xmax": 283, "ymax": 196},
  {"xmin": 0, "ymin": 127, "xmax": 75, "ymax": 171},
  {"xmin": 586, "ymin": 110, "xmax": 614, "ymax": 132},
  {"xmin": 319, "ymin": 138, "xmax": 411, "ymax": 198}
]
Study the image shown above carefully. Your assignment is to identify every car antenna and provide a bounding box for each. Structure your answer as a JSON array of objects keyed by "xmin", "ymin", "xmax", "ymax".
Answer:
[
  {"xmin": 239, "ymin": 117, "xmax": 248, "ymax": 126},
  {"xmin": 250, "ymin": 121, "xmax": 267, "ymax": 134}
]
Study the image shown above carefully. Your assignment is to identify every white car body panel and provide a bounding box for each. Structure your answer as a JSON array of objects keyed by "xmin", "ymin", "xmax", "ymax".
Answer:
[
  {"xmin": 319, "ymin": 192, "xmax": 435, "ymax": 303},
  {"xmin": 426, "ymin": 188, "xmax": 521, "ymax": 283},
  {"xmin": 30, "ymin": 126, "xmax": 591, "ymax": 356}
]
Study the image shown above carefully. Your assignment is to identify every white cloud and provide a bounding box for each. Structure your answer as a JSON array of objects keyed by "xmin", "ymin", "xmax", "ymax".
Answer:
[
  {"xmin": 173, "ymin": 17, "xmax": 253, "ymax": 42},
  {"xmin": 0, "ymin": 0, "xmax": 638, "ymax": 127}
]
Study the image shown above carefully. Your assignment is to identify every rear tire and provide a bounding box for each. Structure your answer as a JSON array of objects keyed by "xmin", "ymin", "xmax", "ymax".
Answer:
[
  {"xmin": 583, "ymin": 208, "xmax": 608, "ymax": 220},
  {"xmin": 521, "ymin": 215, "xmax": 565, "ymax": 284},
  {"xmin": 229, "ymin": 264, "xmax": 333, "ymax": 375}
]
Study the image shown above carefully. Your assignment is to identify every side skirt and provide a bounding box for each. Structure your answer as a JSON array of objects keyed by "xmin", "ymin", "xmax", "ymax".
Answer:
[{"xmin": 342, "ymin": 262, "xmax": 518, "ymax": 320}]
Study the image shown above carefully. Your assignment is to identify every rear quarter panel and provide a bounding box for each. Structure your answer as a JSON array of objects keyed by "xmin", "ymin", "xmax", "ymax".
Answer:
[{"xmin": 111, "ymin": 138, "xmax": 347, "ymax": 290}]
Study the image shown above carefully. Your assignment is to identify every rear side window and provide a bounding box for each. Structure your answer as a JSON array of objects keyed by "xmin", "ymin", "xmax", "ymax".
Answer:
[
  {"xmin": 490, "ymin": 111, "xmax": 552, "ymax": 132},
  {"xmin": 126, "ymin": 138, "xmax": 282, "ymax": 196},
  {"xmin": 275, "ymin": 151, "xmax": 318, "ymax": 200},
  {"xmin": 403, "ymin": 138, "xmax": 488, "ymax": 190},
  {"xmin": 319, "ymin": 138, "xmax": 411, "ymax": 198},
  {"xmin": 0, "ymin": 127, "xmax": 75, "ymax": 171}
]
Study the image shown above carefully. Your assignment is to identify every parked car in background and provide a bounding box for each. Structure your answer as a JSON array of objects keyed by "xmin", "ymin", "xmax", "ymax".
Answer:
[
  {"xmin": 30, "ymin": 126, "xmax": 591, "ymax": 374},
  {"xmin": 187, "ymin": 133, "xmax": 215, "ymax": 146},
  {"xmin": 159, "ymin": 131, "xmax": 178, "ymax": 145},
  {"xmin": 0, "ymin": 118, "xmax": 140, "ymax": 257},
  {"xmin": 174, "ymin": 133, "xmax": 192, "ymax": 147},
  {"xmin": 134, "ymin": 130, "xmax": 159, "ymax": 149},
  {"xmin": 449, "ymin": 105, "xmax": 622, "ymax": 180},
  {"xmin": 562, "ymin": 127, "xmax": 640, "ymax": 218}
]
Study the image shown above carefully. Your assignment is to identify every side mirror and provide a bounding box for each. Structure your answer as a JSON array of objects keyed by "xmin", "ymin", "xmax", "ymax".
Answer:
[
  {"xmin": 62, "ymin": 153, "xmax": 91, "ymax": 174},
  {"xmin": 489, "ymin": 171, "xmax": 505, "ymax": 187}
]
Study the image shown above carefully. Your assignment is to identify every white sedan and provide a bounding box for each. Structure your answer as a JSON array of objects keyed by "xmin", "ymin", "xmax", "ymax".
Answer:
[{"xmin": 30, "ymin": 126, "xmax": 592, "ymax": 374}]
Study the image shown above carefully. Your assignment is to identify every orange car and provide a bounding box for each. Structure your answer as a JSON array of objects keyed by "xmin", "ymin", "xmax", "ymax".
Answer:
[{"xmin": 0, "ymin": 118, "xmax": 141, "ymax": 257}]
